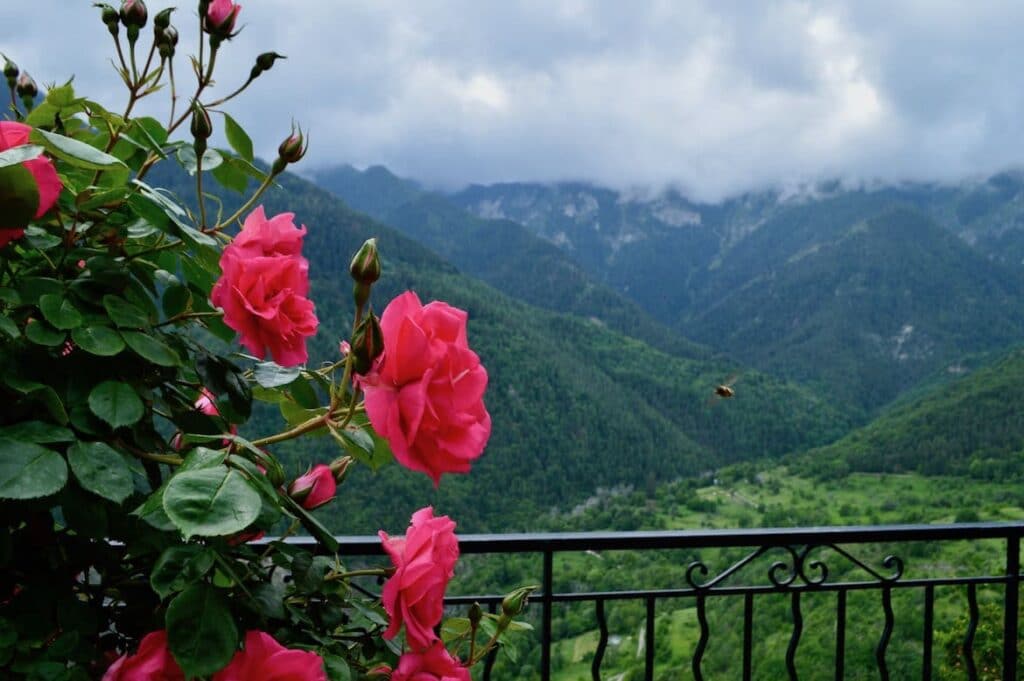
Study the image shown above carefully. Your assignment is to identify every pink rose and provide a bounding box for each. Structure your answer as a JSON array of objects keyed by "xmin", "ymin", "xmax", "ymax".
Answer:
[
  {"xmin": 0, "ymin": 121, "xmax": 61, "ymax": 248},
  {"xmin": 213, "ymin": 631, "xmax": 326, "ymax": 681},
  {"xmin": 102, "ymin": 631, "xmax": 185, "ymax": 681},
  {"xmin": 206, "ymin": 0, "xmax": 241, "ymax": 33},
  {"xmin": 210, "ymin": 206, "xmax": 318, "ymax": 367},
  {"xmin": 379, "ymin": 507, "xmax": 459, "ymax": 651},
  {"xmin": 287, "ymin": 464, "xmax": 336, "ymax": 510},
  {"xmin": 171, "ymin": 388, "xmax": 237, "ymax": 450},
  {"xmin": 361, "ymin": 291, "xmax": 491, "ymax": 485},
  {"xmin": 390, "ymin": 641, "xmax": 471, "ymax": 681}
]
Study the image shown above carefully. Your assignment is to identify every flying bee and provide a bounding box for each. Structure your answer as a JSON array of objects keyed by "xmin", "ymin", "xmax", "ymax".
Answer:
[{"xmin": 707, "ymin": 374, "xmax": 739, "ymax": 406}]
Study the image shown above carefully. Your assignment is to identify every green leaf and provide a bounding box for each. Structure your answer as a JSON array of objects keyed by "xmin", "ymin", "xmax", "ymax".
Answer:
[
  {"xmin": 0, "ymin": 422, "xmax": 73, "ymax": 444},
  {"xmin": 281, "ymin": 494, "xmax": 338, "ymax": 552},
  {"xmin": 88, "ymin": 381, "xmax": 144, "ymax": 428},
  {"xmin": 38, "ymin": 294, "xmax": 83, "ymax": 330},
  {"xmin": 23, "ymin": 225, "xmax": 62, "ymax": 250},
  {"xmin": 323, "ymin": 655, "xmax": 352, "ymax": 681},
  {"xmin": 0, "ymin": 164, "xmax": 40, "ymax": 228},
  {"xmin": 71, "ymin": 326, "xmax": 126, "ymax": 356},
  {"xmin": 24, "ymin": 319, "xmax": 65, "ymax": 346},
  {"xmin": 162, "ymin": 285, "xmax": 192, "ymax": 318},
  {"xmin": 121, "ymin": 331, "xmax": 181, "ymax": 367},
  {"xmin": 221, "ymin": 113, "xmax": 254, "ymax": 162},
  {"xmin": 0, "ymin": 438, "xmax": 68, "ymax": 500},
  {"xmin": 211, "ymin": 157, "xmax": 250, "ymax": 194},
  {"xmin": 150, "ymin": 546, "xmax": 216, "ymax": 600},
  {"xmin": 253, "ymin": 361, "xmax": 301, "ymax": 389},
  {"xmin": 30, "ymin": 128, "xmax": 126, "ymax": 170},
  {"xmin": 176, "ymin": 146, "xmax": 224, "ymax": 175},
  {"xmin": 166, "ymin": 584, "xmax": 238, "ymax": 678},
  {"xmin": 4, "ymin": 376, "xmax": 68, "ymax": 424},
  {"xmin": 131, "ymin": 485, "xmax": 176, "ymax": 531},
  {"xmin": 162, "ymin": 466, "xmax": 261, "ymax": 538},
  {"xmin": 102, "ymin": 295, "xmax": 150, "ymax": 328},
  {"xmin": 0, "ymin": 145, "xmax": 44, "ymax": 168},
  {"xmin": 0, "ymin": 316, "xmax": 18, "ymax": 339},
  {"xmin": 67, "ymin": 441, "xmax": 133, "ymax": 504}
]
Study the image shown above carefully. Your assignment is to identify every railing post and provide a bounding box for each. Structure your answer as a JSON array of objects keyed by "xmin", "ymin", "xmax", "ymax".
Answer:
[
  {"xmin": 1004, "ymin": 533, "xmax": 1020, "ymax": 681},
  {"xmin": 541, "ymin": 549, "xmax": 553, "ymax": 681}
]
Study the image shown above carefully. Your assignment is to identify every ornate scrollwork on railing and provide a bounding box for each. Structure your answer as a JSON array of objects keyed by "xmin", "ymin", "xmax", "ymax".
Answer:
[{"xmin": 685, "ymin": 543, "xmax": 905, "ymax": 592}]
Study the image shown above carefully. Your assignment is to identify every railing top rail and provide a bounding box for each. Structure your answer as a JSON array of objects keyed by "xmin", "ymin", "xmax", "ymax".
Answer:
[{"xmin": 274, "ymin": 521, "xmax": 1024, "ymax": 555}]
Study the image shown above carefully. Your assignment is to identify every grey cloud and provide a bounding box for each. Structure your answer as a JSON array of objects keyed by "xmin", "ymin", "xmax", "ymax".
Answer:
[{"xmin": 3, "ymin": 1, "xmax": 1024, "ymax": 201}]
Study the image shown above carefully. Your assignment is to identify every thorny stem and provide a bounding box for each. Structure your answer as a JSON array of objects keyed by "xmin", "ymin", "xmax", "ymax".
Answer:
[
  {"xmin": 324, "ymin": 567, "xmax": 392, "ymax": 583},
  {"xmin": 204, "ymin": 74, "xmax": 255, "ymax": 108},
  {"xmin": 215, "ymin": 172, "xmax": 277, "ymax": 230}
]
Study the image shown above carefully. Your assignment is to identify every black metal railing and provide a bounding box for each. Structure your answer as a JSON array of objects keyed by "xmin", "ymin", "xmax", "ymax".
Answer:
[{"xmin": 288, "ymin": 521, "xmax": 1024, "ymax": 680}]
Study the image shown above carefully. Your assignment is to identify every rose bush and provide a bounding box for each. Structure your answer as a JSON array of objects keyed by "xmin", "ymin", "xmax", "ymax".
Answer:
[{"xmin": 0, "ymin": 2, "xmax": 533, "ymax": 679}]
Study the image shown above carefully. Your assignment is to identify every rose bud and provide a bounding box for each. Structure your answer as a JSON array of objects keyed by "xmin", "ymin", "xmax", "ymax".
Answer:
[
  {"xmin": 287, "ymin": 464, "xmax": 336, "ymax": 510},
  {"xmin": 351, "ymin": 312, "xmax": 384, "ymax": 375},
  {"xmin": 349, "ymin": 238, "xmax": 381, "ymax": 285},
  {"xmin": 94, "ymin": 3, "xmax": 120, "ymax": 35},
  {"xmin": 157, "ymin": 25, "xmax": 179, "ymax": 59},
  {"xmin": 204, "ymin": 0, "xmax": 241, "ymax": 43},
  {"xmin": 15, "ymin": 72, "xmax": 37, "ymax": 99},
  {"xmin": 250, "ymin": 51, "xmax": 285, "ymax": 81},
  {"xmin": 468, "ymin": 602, "xmax": 483, "ymax": 627},
  {"xmin": 119, "ymin": 0, "xmax": 147, "ymax": 28},
  {"xmin": 501, "ymin": 585, "xmax": 537, "ymax": 618},
  {"xmin": 271, "ymin": 123, "xmax": 307, "ymax": 175},
  {"xmin": 3, "ymin": 56, "xmax": 18, "ymax": 86}
]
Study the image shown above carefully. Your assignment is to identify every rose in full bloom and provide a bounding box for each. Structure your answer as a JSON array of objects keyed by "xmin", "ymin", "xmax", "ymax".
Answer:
[
  {"xmin": 102, "ymin": 630, "xmax": 185, "ymax": 681},
  {"xmin": 213, "ymin": 631, "xmax": 326, "ymax": 681},
  {"xmin": 210, "ymin": 206, "xmax": 318, "ymax": 367},
  {"xmin": 205, "ymin": 0, "xmax": 241, "ymax": 34},
  {"xmin": 379, "ymin": 507, "xmax": 459, "ymax": 651},
  {"xmin": 287, "ymin": 464, "xmax": 336, "ymax": 510},
  {"xmin": 0, "ymin": 121, "xmax": 61, "ymax": 248},
  {"xmin": 361, "ymin": 291, "xmax": 491, "ymax": 484},
  {"xmin": 388, "ymin": 641, "xmax": 471, "ymax": 681}
]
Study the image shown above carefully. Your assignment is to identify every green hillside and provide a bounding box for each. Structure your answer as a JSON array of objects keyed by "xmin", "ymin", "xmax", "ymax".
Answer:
[
  {"xmin": 312, "ymin": 166, "xmax": 709, "ymax": 360},
  {"xmin": 801, "ymin": 345, "xmax": 1024, "ymax": 479}
]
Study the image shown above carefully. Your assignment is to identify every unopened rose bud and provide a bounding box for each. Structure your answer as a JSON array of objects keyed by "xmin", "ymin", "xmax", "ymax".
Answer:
[
  {"xmin": 119, "ymin": 0, "xmax": 147, "ymax": 28},
  {"xmin": 2, "ymin": 57, "xmax": 17, "ymax": 90},
  {"xmin": 15, "ymin": 72, "xmax": 37, "ymax": 100},
  {"xmin": 501, "ymin": 586, "xmax": 537, "ymax": 618},
  {"xmin": 271, "ymin": 124, "xmax": 307, "ymax": 175},
  {"xmin": 204, "ymin": 0, "xmax": 241, "ymax": 44},
  {"xmin": 158, "ymin": 25, "xmax": 179, "ymax": 59},
  {"xmin": 190, "ymin": 102, "xmax": 213, "ymax": 155},
  {"xmin": 351, "ymin": 313, "xmax": 384, "ymax": 375},
  {"xmin": 94, "ymin": 3, "xmax": 120, "ymax": 35},
  {"xmin": 287, "ymin": 464, "xmax": 336, "ymax": 510},
  {"xmin": 328, "ymin": 456, "xmax": 353, "ymax": 484},
  {"xmin": 250, "ymin": 51, "xmax": 285, "ymax": 81},
  {"xmin": 349, "ymin": 238, "xmax": 381, "ymax": 285},
  {"xmin": 468, "ymin": 602, "xmax": 483, "ymax": 627}
]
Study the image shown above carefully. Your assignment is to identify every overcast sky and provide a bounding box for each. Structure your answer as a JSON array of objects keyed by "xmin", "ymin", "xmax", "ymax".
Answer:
[{"xmin": 4, "ymin": 1, "xmax": 1024, "ymax": 201}]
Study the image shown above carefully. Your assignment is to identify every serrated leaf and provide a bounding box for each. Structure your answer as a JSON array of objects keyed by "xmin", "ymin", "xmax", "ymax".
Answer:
[
  {"xmin": 162, "ymin": 285, "xmax": 191, "ymax": 318},
  {"xmin": 71, "ymin": 326, "xmax": 125, "ymax": 356},
  {"xmin": 67, "ymin": 441, "xmax": 133, "ymax": 504},
  {"xmin": 166, "ymin": 584, "xmax": 238, "ymax": 678},
  {"xmin": 0, "ymin": 438, "xmax": 68, "ymax": 500},
  {"xmin": 176, "ymin": 146, "xmax": 224, "ymax": 175},
  {"xmin": 88, "ymin": 381, "xmax": 144, "ymax": 428},
  {"xmin": 131, "ymin": 485, "xmax": 176, "ymax": 531},
  {"xmin": 121, "ymin": 330, "xmax": 181, "ymax": 366},
  {"xmin": 162, "ymin": 466, "xmax": 261, "ymax": 538},
  {"xmin": 38, "ymin": 294, "xmax": 83, "ymax": 330},
  {"xmin": 221, "ymin": 113, "xmax": 254, "ymax": 162},
  {"xmin": 0, "ymin": 316, "xmax": 18, "ymax": 339},
  {"xmin": 30, "ymin": 128, "xmax": 126, "ymax": 170}
]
